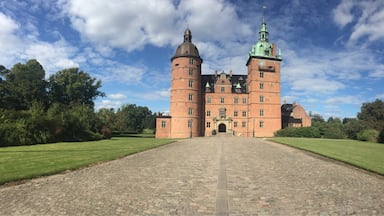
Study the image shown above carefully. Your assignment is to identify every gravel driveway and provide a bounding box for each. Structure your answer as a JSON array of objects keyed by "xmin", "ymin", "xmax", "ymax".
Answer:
[{"xmin": 0, "ymin": 137, "xmax": 383, "ymax": 215}]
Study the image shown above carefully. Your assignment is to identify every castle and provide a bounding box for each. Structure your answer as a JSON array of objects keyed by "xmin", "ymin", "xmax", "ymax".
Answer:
[{"xmin": 156, "ymin": 19, "xmax": 309, "ymax": 138}]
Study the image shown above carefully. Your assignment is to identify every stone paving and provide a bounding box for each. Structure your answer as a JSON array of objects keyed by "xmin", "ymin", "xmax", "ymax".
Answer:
[{"xmin": 0, "ymin": 136, "xmax": 383, "ymax": 215}]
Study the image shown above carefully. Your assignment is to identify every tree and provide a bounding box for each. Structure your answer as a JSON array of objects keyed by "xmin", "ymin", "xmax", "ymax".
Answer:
[
  {"xmin": 48, "ymin": 68, "xmax": 105, "ymax": 109},
  {"xmin": 116, "ymin": 104, "xmax": 153, "ymax": 133},
  {"xmin": 343, "ymin": 118, "xmax": 367, "ymax": 140},
  {"xmin": 4, "ymin": 60, "xmax": 47, "ymax": 110},
  {"xmin": 357, "ymin": 99, "xmax": 384, "ymax": 131}
]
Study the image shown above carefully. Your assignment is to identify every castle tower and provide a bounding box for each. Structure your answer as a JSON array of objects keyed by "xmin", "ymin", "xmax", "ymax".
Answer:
[
  {"xmin": 246, "ymin": 18, "xmax": 282, "ymax": 137},
  {"xmin": 169, "ymin": 28, "xmax": 203, "ymax": 138}
]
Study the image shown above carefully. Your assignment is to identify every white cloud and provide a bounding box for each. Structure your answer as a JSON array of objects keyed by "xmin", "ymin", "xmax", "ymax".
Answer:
[
  {"xmin": 109, "ymin": 93, "xmax": 127, "ymax": 100},
  {"xmin": 325, "ymin": 96, "xmax": 361, "ymax": 105},
  {"xmin": 333, "ymin": 0, "xmax": 384, "ymax": 46},
  {"xmin": 332, "ymin": 0, "xmax": 355, "ymax": 28},
  {"xmin": 62, "ymin": 0, "xmax": 177, "ymax": 51}
]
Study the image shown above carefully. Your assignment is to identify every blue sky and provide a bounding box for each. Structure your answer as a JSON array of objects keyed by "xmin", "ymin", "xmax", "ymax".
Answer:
[{"xmin": 1, "ymin": 0, "xmax": 383, "ymax": 119}]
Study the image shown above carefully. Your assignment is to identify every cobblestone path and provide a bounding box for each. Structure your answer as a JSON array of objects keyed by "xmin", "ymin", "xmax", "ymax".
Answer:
[{"xmin": 0, "ymin": 137, "xmax": 383, "ymax": 215}]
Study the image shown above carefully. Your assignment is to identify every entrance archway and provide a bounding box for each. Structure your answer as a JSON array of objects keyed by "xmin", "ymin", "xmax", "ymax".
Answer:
[{"xmin": 218, "ymin": 123, "xmax": 226, "ymax": 132}]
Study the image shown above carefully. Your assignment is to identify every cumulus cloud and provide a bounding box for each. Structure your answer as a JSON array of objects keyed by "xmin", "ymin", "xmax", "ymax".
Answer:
[
  {"xmin": 332, "ymin": 0, "xmax": 355, "ymax": 28},
  {"xmin": 333, "ymin": 0, "xmax": 384, "ymax": 46}
]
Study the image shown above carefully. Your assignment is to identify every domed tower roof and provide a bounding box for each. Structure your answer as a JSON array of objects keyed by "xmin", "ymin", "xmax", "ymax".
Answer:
[{"xmin": 171, "ymin": 28, "xmax": 202, "ymax": 62}]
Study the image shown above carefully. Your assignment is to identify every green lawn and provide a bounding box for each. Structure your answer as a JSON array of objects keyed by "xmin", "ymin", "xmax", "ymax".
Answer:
[
  {"xmin": 269, "ymin": 137, "xmax": 384, "ymax": 175},
  {"xmin": 0, "ymin": 137, "xmax": 174, "ymax": 185}
]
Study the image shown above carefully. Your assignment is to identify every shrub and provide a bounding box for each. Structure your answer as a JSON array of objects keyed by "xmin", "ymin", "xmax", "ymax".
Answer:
[
  {"xmin": 357, "ymin": 129, "xmax": 379, "ymax": 142},
  {"xmin": 274, "ymin": 127, "xmax": 320, "ymax": 138},
  {"xmin": 377, "ymin": 128, "xmax": 384, "ymax": 144},
  {"xmin": 101, "ymin": 127, "xmax": 112, "ymax": 139}
]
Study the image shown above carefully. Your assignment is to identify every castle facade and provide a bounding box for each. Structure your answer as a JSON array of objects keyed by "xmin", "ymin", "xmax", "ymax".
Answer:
[{"xmin": 156, "ymin": 19, "xmax": 284, "ymax": 138}]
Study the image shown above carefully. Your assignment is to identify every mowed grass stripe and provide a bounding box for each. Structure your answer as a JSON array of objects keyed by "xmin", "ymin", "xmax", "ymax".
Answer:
[
  {"xmin": 0, "ymin": 137, "xmax": 175, "ymax": 185},
  {"xmin": 270, "ymin": 137, "xmax": 384, "ymax": 175}
]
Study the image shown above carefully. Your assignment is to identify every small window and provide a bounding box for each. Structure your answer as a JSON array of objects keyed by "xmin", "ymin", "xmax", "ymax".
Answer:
[
  {"xmin": 207, "ymin": 96, "xmax": 211, "ymax": 104},
  {"xmin": 260, "ymin": 109, "xmax": 264, "ymax": 116},
  {"xmin": 234, "ymin": 121, "xmax": 238, "ymax": 128},
  {"xmin": 242, "ymin": 97, "xmax": 247, "ymax": 104},
  {"xmin": 234, "ymin": 111, "xmax": 238, "ymax": 117},
  {"xmin": 260, "ymin": 95, "xmax": 264, "ymax": 103},
  {"xmin": 260, "ymin": 72, "xmax": 264, "ymax": 78},
  {"xmin": 242, "ymin": 121, "xmax": 246, "ymax": 128},
  {"xmin": 221, "ymin": 87, "xmax": 225, "ymax": 93},
  {"xmin": 234, "ymin": 97, "xmax": 238, "ymax": 104},
  {"xmin": 206, "ymin": 122, "xmax": 211, "ymax": 128},
  {"xmin": 189, "ymin": 68, "xmax": 193, "ymax": 76},
  {"xmin": 219, "ymin": 108, "xmax": 226, "ymax": 118},
  {"xmin": 189, "ymin": 58, "xmax": 194, "ymax": 65},
  {"xmin": 242, "ymin": 111, "xmax": 247, "ymax": 117},
  {"xmin": 260, "ymin": 82, "xmax": 264, "ymax": 89},
  {"xmin": 259, "ymin": 120, "xmax": 264, "ymax": 128},
  {"xmin": 220, "ymin": 97, "xmax": 224, "ymax": 104},
  {"xmin": 188, "ymin": 119, "xmax": 192, "ymax": 128},
  {"xmin": 188, "ymin": 80, "xmax": 193, "ymax": 87},
  {"xmin": 188, "ymin": 108, "xmax": 193, "ymax": 115},
  {"xmin": 188, "ymin": 93, "xmax": 193, "ymax": 101},
  {"xmin": 206, "ymin": 110, "xmax": 211, "ymax": 116},
  {"xmin": 161, "ymin": 121, "xmax": 166, "ymax": 128}
]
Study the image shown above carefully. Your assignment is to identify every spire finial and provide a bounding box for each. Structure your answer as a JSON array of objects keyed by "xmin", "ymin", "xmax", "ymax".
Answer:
[{"xmin": 262, "ymin": 5, "xmax": 267, "ymax": 23}]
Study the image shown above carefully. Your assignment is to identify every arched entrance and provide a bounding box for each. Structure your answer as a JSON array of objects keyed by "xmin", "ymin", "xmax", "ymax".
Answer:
[{"xmin": 218, "ymin": 123, "xmax": 226, "ymax": 133}]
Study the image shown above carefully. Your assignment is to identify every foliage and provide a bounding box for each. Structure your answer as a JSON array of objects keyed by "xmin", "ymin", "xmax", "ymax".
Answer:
[
  {"xmin": 357, "ymin": 129, "xmax": 379, "ymax": 142},
  {"xmin": 115, "ymin": 104, "xmax": 155, "ymax": 133},
  {"xmin": 47, "ymin": 68, "xmax": 105, "ymax": 109},
  {"xmin": 270, "ymin": 137, "xmax": 384, "ymax": 175},
  {"xmin": 357, "ymin": 99, "xmax": 384, "ymax": 131},
  {"xmin": 0, "ymin": 60, "xmax": 105, "ymax": 146},
  {"xmin": 274, "ymin": 127, "xmax": 321, "ymax": 138},
  {"xmin": 0, "ymin": 137, "xmax": 174, "ymax": 185},
  {"xmin": 378, "ymin": 128, "xmax": 384, "ymax": 144},
  {"xmin": 100, "ymin": 127, "xmax": 112, "ymax": 139}
]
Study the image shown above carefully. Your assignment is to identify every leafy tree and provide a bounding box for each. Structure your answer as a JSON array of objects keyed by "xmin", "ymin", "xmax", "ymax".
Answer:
[
  {"xmin": 343, "ymin": 118, "xmax": 367, "ymax": 140},
  {"xmin": 5, "ymin": 60, "xmax": 47, "ymax": 110},
  {"xmin": 311, "ymin": 113, "xmax": 325, "ymax": 123},
  {"xmin": 96, "ymin": 108, "xmax": 117, "ymax": 131},
  {"xmin": 116, "ymin": 104, "xmax": 153, "ymax": 133},
  {"xmin": 48, "ymin": 68, "xmax": 105, "ymax": 109},
  {"xmin": 357, "ymin": 99, "xmax": 384, "ymax": 131},
  {"xmin": 357, "ymin": 129, "xmax": 379, "ymax": 142}
]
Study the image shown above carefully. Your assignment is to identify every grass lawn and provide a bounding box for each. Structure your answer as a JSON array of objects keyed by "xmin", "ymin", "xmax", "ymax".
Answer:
[
  {"xmin": 0, "ymin": 137, "xmax": 175, "ymax": 185},
  {"xmin": 269, "ymin": 137, "xmax": 384, "ymax": 175}
]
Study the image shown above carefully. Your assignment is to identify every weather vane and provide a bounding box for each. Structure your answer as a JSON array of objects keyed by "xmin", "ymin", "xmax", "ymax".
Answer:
[{"xmin": 262, "ymin": 5, "xmax": 267, "ymax": 22}]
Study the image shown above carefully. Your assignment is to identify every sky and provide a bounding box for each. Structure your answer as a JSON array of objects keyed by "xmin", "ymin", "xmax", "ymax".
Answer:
[{"xmin": 0, "ymin": 0, "xmax": 383, "ymax": 119}]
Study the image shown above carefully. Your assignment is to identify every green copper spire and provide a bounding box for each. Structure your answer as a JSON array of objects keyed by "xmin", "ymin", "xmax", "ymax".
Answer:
[{"xmin": 249, "ymin": 18, "xmax": 282, "ymax": 60}]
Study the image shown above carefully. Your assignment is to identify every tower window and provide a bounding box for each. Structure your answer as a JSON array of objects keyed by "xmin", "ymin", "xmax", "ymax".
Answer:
[
  {"xmin": 242, "ymin": 111, "xmax": 247, "ymax": 117},
  {"xmin": 207, "ymin": 96, "xmax": 211, "ymax": 104},
  {"xmin": 260, "ymin": 109, "xmax": 264, "ymax": 116},
  {"xmin": 260, "ymin": 95, "xmax": 264, "ymax": 103},
  {"xmin": 188, "ymin": 80, "xmax": 193, "ymax": 87},
  {"xmin": 188, "ymin": 108, "xmax": 193, "ymax": 115},
  {"xmin": 161, "ymin": 121, "xmax": 166, "ymax": 128},
  {"xmin": 260, "ymin": 82, "xmax": 264, "ymax": 89},
  {"xmin": 189, "ymin": 58, "xmax": 194, "ymax": 65},
  {"xmin": 242, "ymin": 121, "xmax": 246, "ymax": 128},
  {"xmin": 260, "ymin": 120, "xmax": 264, "ymax": 128},
  {"xmin": 220, "ymin": 97, "xmax": 224, "ymax": 104},
  {"xmin": 189, "ymin": 68, "xmax": 193, "ymax": 76},
  {"xmin": 234, "ymin": 97, "xmax": 238, "ymax": 104},
  {"xmin": 206, "ymin": 110, "xmax": 211, "ymax": 116},
  {"xmin": 234, "ymin": 111, "xmax": 238, "ymax": 117},
  {"xmin": 234, "ymin": 121, "xmax": 238, "ymax": 128},
  {"xmin": 221, "ymin": 87, "xmax": 225, "ymax": 93},
  {"xmin": 260, "ymin": 72, "xmax": 264, "ymax": 78},
  {"xmin": 188, "ymin": 93, "xmax": 193, "ymax": 101},
  {"xmin": 206, "ymin": 122, "xmax": 211, "ymax": 128},
  {"xmin": 188, "ymin": 119, "xmax": 192, "ymax": 128},
  {"xmin": 242, "ymin": 97, "xmax": 247, "ymax": 104}
]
